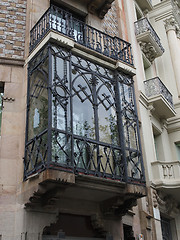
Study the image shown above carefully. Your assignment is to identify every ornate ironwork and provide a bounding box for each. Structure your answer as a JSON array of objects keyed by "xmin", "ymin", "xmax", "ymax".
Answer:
[
  {"xmin": 144, "ymin": 77, "xmax": 173, "ymax": 107},
  {"xmin": 29, "ymin": 5, "xmax": 134, "ymax": 66},
  {"xmin": 134, "ymin": 18, "xmax": 165, "ymax": 53},
  {"xmin": 24, "ymin": 44, "xmax": 145, "ymax": 185}
]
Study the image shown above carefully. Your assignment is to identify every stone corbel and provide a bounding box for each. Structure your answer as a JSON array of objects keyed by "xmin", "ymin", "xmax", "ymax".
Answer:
[
  {"xmin": 139, "ymin": 41, "xmax": 157, "ymax": 62},
  {"xmin": 153, "ymin": 190, "xmax": 180, "ymax": 215},
  {"xmin": 101, "ymin": 196, "xmax": 137, "ymax": 217},
  {"xmin": 91, "ymin": 214, "xmax": 106, "ymax": 237},
  {"xmin": 147, "ymin": 104, "xmax": 155, "ymax": 119},
  {"xmin": 99, "ymin": 0, "xmax": 113, "ymax": 19},
  {"xmin": 160, "ymin": 119, "xmax": 168, "ymax": 130},
  {"xmin": 88, "ymin": 0, "xmax": 114, "ymax": 19}
]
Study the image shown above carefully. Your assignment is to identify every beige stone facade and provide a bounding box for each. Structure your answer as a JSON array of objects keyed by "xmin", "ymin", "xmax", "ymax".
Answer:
[{"xmin": 0, "ymin": 0, "xmax": 180, "ymax": 239}]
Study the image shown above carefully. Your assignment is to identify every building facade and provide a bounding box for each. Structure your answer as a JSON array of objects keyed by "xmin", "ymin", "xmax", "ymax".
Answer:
[{"xmin": 0, "ymin": 0, "xmax": 179, "ymax": 239}]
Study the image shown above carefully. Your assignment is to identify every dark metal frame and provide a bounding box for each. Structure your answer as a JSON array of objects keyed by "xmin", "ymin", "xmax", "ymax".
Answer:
[
  {"xmin": 29, "ymin": 5, "xmax": 134, "ymax": 66},
  {"xmin": 24, "ymin": 43, "xmax": 145, "ymax": 185}
]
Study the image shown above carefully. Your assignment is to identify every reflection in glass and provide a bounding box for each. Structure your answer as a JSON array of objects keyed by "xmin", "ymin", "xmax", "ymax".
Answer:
[{"xmin": 28, "ymin": 65, "xmax": 48, "ymax": 141}]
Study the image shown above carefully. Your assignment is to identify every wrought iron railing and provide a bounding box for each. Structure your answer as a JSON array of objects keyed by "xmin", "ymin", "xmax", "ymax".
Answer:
[
  {"xmin": 134, "ymin": 18, "xmax": 165, "ymax": 53},
  {"xmin": 29, "ymin": 5, "xmax": 134, "ymax": 65},
  {"xmin": 144, "ymin": 77, "xmax": 173, "ymax": 107}
]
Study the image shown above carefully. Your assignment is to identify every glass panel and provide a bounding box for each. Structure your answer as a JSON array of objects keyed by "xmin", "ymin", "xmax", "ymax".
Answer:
[
  {"xmin": 72, "ymin": 73, "xmax": 95, "ymax": 139},
  {"xmin": 52, "ymin": 55, "xmax": 71, "ymax": 132},
  {"xmin": 97, "ymin": 79, "xmax": 118, "ymax": 145},
  {"xmin": 52, "ymin": 131, "xmax": 71, "ymax": 165},
  {"xmin": 28, "ymin": 60, "xmax": 48, "ymax": 141}
]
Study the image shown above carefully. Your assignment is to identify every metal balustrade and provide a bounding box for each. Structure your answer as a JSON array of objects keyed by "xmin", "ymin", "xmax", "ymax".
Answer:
[
  {"xmin": 134, "ymin": 18, "xmax": 165, "ymax": 53},
  {"xmin": 29, "ymin": 5, "xmax": 134, "ymax": 66},
  {"xmin": 144, "ymin": 77, "xmax": 173, "ymax": 107}
]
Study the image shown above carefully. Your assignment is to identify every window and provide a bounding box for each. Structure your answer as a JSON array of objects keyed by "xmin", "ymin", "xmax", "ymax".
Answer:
[
  {"xmin": 24, "ymin": 44, "xmax": 144, "ymax": 184},
  {"xmin": 50, "ymin": 5, "xmax": 85, "ymax": 42},
  {"xmin": 175, "ymin": 142, "xmax": 180, "ymax": 160},
  {"xmin": 161, "ymin": 216, "xmax": 173, "ymax": 240}
]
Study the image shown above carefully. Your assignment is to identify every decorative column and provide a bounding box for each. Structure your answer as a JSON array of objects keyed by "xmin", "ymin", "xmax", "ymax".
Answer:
[{"xmin": 165, "ymin": 17, "xmax": 180, "ymax": 98}]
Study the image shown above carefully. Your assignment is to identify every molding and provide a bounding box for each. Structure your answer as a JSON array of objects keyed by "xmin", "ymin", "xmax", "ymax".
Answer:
[
  {"xmin": 88, "ymin": 0, "xmax": 115, "ymax": 19},
  {"xmin": 25, "ymin": 31, "xmax": 75, "ymax": 66},
  {"xmin": 115, "ymin": 61, "xmax": 136, "ymax": 76},
  {"xmin": 139, "ymin": 91, "xmax": 149, "ymax": 109},
  {"xmin": 0, "ymin": 57, "xmax": 25, "ymax": 66}
]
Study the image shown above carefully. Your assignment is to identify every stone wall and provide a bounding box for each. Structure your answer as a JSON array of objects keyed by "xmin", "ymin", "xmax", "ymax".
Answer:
[{"xmin": 0, "ymin": 0, "xmax": 27, "ymax": 59}]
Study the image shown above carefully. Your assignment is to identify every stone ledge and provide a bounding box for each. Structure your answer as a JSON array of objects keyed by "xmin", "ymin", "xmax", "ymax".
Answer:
[{"xmin": 0, "ymin": 57, "xmax": 25, "ymax": 66}]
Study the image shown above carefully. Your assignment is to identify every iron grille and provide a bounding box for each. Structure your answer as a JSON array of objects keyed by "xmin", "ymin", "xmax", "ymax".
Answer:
[
  {"xmin": 144, "ymin": 77, "xmax": 173, "ymax": 107},
  {"xmin": 24, "ymin": 44, "xmax": 145, "ymax": 185},
  {"xmin": 29, "ymin": 5, "xmax": 134, "ymax": 66}
]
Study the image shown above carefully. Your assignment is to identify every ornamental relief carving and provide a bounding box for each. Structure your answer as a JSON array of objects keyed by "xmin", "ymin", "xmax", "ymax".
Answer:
[
  {"xmin": 164, "ymin": 17, "xmax": 180, "ymax": 37},
  {"xmin": 139, "ymin": 41, "xmax": 157, "ymax": 62},
  {"xmin": 88, "ymin": 0, "xmax": 115, "ymax": 19},
  {"xmin": 152, "ymin": 189, "xmax": 180, "ymax": 215}
]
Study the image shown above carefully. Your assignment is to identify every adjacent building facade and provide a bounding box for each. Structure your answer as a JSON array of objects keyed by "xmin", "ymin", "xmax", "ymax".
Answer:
[{"xmin": 0, "ymin": 0, "xmax": 180, "ymax": 239}]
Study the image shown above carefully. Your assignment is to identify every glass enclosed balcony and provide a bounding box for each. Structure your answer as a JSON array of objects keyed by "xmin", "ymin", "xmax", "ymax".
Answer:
[
  {"xmin": 29, "ymin": 5, "xmax": 134, "ymax": 66},
  {"xmin": 24, "ymin": 44, "xmax": 145, "ymax": 185}
]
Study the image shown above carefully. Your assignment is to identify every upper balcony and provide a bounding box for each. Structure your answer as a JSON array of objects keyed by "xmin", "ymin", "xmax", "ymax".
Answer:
[
  {"xmin": 135, "ymin": 18, "xmax": 164, "ymax": 63},
  {"xmin": 29, "ymin": 5, "xmax": 134, "ymax": 66},
  {"xmin": 135, "ymin": 0, "xmax": 153, "ymax": 11},
  {"xmin": 144, "ymin": 77, "xmax": 176, "ymax": 119},
  {"xmin": 151, "ymin": 161, "xmax": 180, "ymax": 202}
]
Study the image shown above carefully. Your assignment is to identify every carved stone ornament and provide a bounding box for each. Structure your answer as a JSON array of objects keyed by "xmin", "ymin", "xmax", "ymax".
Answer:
[
  {"xmin": 91, "ymin": 214, "xmax": 106, "ymax": 237},
  {"xmin": 88, "ymin": 0, "xmax": 115, "ymax": 19},
  {"xmin": 164, "ymin": 17, "xmax": 180, "ymax": 33},
  {"xmin": 139, "ymin": 41, "xmax": 157, "ymax": 62},
  {"xmin": 152, "ymin": 190, "xmax": 180, "ymax": 215}
]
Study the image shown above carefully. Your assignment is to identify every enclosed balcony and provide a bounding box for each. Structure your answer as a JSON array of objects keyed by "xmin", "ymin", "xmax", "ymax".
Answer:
[
  {"xmin": 134, "ymin": 18, "xmax": 164, "ymax": 62},
  {"xmin": 151, "ymin": 161, "xmax": 180, "ymax": 202},
  {"xmin": 144, "ymin": 77, "xmax": 176, "ymax": 119},
  {"xmin": 24, "ymin": 43, "xmax": 145, "ymax": 187},
  {"xmin": 29, "ymin": 5, "xmax": 134, "ymax": 66}
]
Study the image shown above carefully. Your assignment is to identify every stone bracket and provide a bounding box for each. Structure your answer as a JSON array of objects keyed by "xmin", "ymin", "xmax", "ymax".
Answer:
[{"xmin": 88, "ymin": 0, "xmax": 115, "ymax": 19}]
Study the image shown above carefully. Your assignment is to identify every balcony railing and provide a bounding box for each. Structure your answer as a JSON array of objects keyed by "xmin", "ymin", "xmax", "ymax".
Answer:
[
  {"xmin": 144, "ymin": 77, "xmax": 173, "ymax": 107},
  {"xmin": 134, "ymin": 18, "xmax": 164, "ymax": 53},
  {"xmin": 152, "ymin": 161, "xmax": 180, "ymax": 187},
  {"xmin": 29, "ymin": 5, "xmax": 134, "ymax": 66}
]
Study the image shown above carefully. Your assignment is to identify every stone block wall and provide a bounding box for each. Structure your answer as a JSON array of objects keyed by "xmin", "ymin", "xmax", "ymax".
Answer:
[{"xmin": 0, "ymin": 0, "xmax": 27, "ymax": 59}]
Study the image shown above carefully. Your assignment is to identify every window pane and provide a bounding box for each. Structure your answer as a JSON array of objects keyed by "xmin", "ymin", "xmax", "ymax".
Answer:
[
  {"xmin": 97, "ymin": 80, "xmax": 118, "ymax": 145},
  {"xmin": 72, "ymin": 73, "xmax": 95, "ymax": 139},
  {"xmin": 28, "ymin": 65, "xmax": 48, "ymax": 141},
  {"xmin": 52, "ymin": 55, "xmax": 71, "ymax": 132}
]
